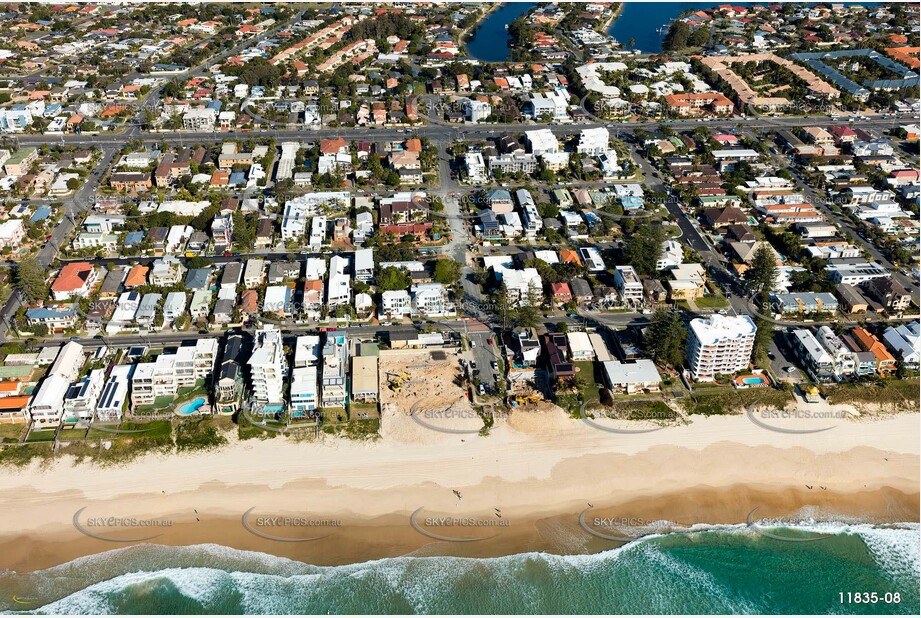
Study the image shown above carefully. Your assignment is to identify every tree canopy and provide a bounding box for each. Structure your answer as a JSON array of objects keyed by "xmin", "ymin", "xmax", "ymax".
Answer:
[{"xmin": 642, "ymin": 308, "xmax": 687, "ymax": 370}]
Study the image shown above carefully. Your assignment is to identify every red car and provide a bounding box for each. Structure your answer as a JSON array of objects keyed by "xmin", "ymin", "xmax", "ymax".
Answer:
[{"xmin": 487, "ymin": 338, "xmax": 494, "ymax": 345}]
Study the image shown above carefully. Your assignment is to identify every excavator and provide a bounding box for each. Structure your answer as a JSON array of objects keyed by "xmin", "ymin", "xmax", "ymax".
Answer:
[
  {"xmin": 386, "ymin": 372, "xmax": 411, "ymax": 393},
  {"xmin": 511, "ymin": 394, "xmax": 541, "ymax": 406}
]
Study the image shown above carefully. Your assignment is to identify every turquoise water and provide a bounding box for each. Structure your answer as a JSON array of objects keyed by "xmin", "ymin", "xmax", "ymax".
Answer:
[
  {"xmin": 2, "ymin": 523, "xmax": 917, "ymax": 614},
  {"xmin": 743, "ymin": 377, "xmax": 766, "ymax": 385},
  {"xmin": 466, "ymin": 2, "xmax": 539, "ymax": 62},
  {"xmin": 177, "ymin": 398, "xmax": 206, "ymax": 415}
]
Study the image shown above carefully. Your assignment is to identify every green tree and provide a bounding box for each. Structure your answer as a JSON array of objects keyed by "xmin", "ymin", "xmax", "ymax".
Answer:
[
  {"xmin": 15, "ymin": 257, "xmax": 48, "ymax": 302},
  {"xmin": 623, "ymin": 223, "xmax": 665, "ymax": 276},
  {"xmin": 688, "ymin": 26, "xmax": 710, "ymax": 47},
  {"xmin": 490, "ymin": 282, "xmax": 514, "ymax": 331},
  {"xmin": 377, "ymin": 266, "xmax": 411, "ymax": 292},
  {"xmin": 753, "ymin": 317, "xmax": 773, "ymax": 361},
  {"xmin": 643, "ymin": 309, "xmax": 687, "ymax": 370},
  {"xmin": 744, "ymin": 244, "xmax": 778, "ymax": 301},
  {"xmin": 515, "ymin": 286, "xmax": 543, "ymax": 329},
  {"xmin": 232, "ymin": 211, "xmax": 256, "ymax": 250},
  {"xmin": 433, "ymin": 258, "xmax": 461, "ymax": 286},
  {"xmin": 662, "ymin": 21, "xmax": 690, "ymax": 51}
]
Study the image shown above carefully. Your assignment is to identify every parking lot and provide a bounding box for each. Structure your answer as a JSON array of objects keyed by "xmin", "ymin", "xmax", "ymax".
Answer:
[{"xmin": 466, "ymin": 330, "xmax": 501, "ymax": 396}]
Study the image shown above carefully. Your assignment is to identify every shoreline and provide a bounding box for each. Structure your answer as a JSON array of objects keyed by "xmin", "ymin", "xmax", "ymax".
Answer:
[
  {"xmin": 2, "ymin": 485, "xmax": 917, "ymax": 575},
  {"xmin": 600, "ymin": 2, "xmax": 625, "ymax": 33},
  {"xmin": 0, "ymin": 409, "xmax": 917, "ymax": 574},
  {"xmin": 457, "ymin": 2, "xmax": 502, "ymax": 56}
]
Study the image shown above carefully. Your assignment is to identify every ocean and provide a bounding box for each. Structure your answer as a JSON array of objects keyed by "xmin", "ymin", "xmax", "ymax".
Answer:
[{"xmin": 2, "ymin": 523, "xmax": 918, "ymax": 614}]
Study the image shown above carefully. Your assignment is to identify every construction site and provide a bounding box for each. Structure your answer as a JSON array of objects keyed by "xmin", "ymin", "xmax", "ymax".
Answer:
[{"xmin": 378, "ymin": 348, "xmax": 485, "ymax": 440}]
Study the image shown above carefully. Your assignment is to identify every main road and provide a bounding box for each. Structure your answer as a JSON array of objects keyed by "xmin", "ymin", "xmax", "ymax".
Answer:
[{"xmin": 11, "ymin": 115, "xmax": 913, "ymax": 148}]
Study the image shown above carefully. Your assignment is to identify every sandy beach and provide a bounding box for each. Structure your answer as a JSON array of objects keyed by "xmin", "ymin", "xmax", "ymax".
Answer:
[{"xmin": 0, "ymin": 404, "xmax": 917, "ymax": 573}]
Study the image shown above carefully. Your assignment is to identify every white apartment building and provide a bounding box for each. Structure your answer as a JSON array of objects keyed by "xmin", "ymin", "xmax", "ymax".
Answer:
[
  {"xmin": 614, "ymin": 266, "xmax": 643, "ymax": 306},
  {"xmin": 280, "ymin": 192, "xmax": 350, "ymax": 241},
  {"xmin": 280, "ymin": 199, "xmax": 311, "ymax": 240},
  {"xmin": 577, "ymin": 127, "xmax": 610, "ymax": 156},
  {"xmin": 163, "ymin": 292, "xmax": 187, "ymax": 324},
  {"xmin": 488, "ymin": 153, "xmax": 537, "ymax": 174},
  {"xmin": 0, "ymin": 219, "xmax": 25, "ymax": 248},
  {"xmin": 321, "ymin": 330, "xmax": 348, "ymax": 408},
  {"xmin": 29, "ymin": 373, "xmax": 71, "ymax": 428},
  {"xmin": 327, "ymin": 255, "xmax": 351, "ymax": 307},
  {"xmin": 309, "ymin": 215, "xmax": 327, "ymax": 251},
  {"xmin": 465, "ymin": 151, "xmax": 487, "ymax": 183},
  {"xmin": 290, "ymin": 336, "xmax": 320, "ymax": 414},
  {"xmin": 130, "ymin": 340, "xmax": 218, "ymax": 408},
  {"xmin": 294, "ymin": 335, "xmax": 321, "ymax": 369},
  {"xmin": 290, "ymin": 366, "xmax": 319, "ymax": 414},
  {"xmin": 686, "ymin": 314, "xmax": 757, "ymax": 381},
  {"xmin": 97, "ymin": 365, "xmax": 133, "ymax": 421},
  {"xmin": 381, "ymin": 290, "xmax": 412, "ymax": 319},
  {"xmin": 63, "ymin": 369, "xmax": 105, "ymax": 423},
  {"xmin": 816, "ymin": 325, "xmax": 857, "ymax": 379},
  {"xmin": 516, "ymin": 189, "xmax": 542, "ymax": 236},
  {"xmin": 354, "ymin": 248, "xmax": 374, "ymax": 283},
  {"xmin": 411, "ymin": 283, "xmax": 454, "ymax": 317},
  {"xmin": 524, "ymin": 129, "xmax": 560, "ymax": 156},
  {"xmin": 243, "ymin": 259, "xmax": 266, "ymax": 287},
  {"xmin": 657, "ymin": 240, "xmax": 684, "ymax": 270},
  {"xmin": 182, "ymin": 108, "xmax": 217, "ymax": 131},
  {"xmin": 463, "ymin": 98, "xmax": 491, "ymax": 123},
  {"xmin": 524, "ymin": 91, "xmax": 569, "ymax": 122},
  {"xmin": 249, "ymin": 326, "xmax": 287, "ymax": 407},
  {"xmin": 51, "ymin": 342, "xmax": 86, "ymax": 383}
]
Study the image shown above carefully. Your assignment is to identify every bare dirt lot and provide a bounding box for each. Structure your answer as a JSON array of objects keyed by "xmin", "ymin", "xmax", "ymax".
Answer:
[{"xmin": 378, "ymin": 348, "xmax": 483, "ymax": 442}]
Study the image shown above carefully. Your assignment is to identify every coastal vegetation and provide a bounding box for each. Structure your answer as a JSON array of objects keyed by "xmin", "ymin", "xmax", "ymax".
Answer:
[{"xmin": 822, "ymin": 378, "xmax": 920, "ymax": 409}]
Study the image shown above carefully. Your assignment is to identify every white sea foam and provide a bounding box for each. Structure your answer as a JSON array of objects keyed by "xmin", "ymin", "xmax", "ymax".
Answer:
[{"xmin": 20, "ymin": 524, "xmax": 920, "ymax": 614}]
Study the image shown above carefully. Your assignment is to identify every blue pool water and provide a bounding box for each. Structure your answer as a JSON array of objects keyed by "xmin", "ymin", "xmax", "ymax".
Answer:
[
  {"xmin": 178, "ymin": 398, "xmax": 206, "ymax": 415},
  {"xmin": 743, "ymin": 377, "xmax": 766, "ymax": 385}
]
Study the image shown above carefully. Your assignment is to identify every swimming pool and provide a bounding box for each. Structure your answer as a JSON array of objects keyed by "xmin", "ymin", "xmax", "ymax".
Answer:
[
  {"xmin": 743, "ymin": 377, "xmax": 766, "ymax": 385},
  {"xmin": 177, "ymin": 397, "xmax": 206, "ymax": 415}
]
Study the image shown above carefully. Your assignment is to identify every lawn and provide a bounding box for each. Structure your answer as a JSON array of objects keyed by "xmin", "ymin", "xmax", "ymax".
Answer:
[
  {"xmin": 135, "ymin": 395, "xmax": 176, "ymax": 413},
  {"xmin": 695, "ymin": 291, "xmax": 729, "ymax": 310},
  {"xmin": 25, "ymin": 429, "xmax": 56, "ymax": 443},
  {"xmin": 57, "ymin": 427, "xmax": 89, "ymax": 441},
  {"xmin": 350, "ymin": 402, "xmax": 380, "ymax": 420},
  {"xmin": 321, "ymin": 407, "xmax": 348, "ymax": 424},
  {"xmin": 556, "ymin": 361, "xmax": 604, "ymax": 416},
  {"xmin": 236, "ymin": 414, "xmax": 282, "ymax": 441},
  {"xmin": 0, "ymin": 424, "xmax": 25, "ymax": 444}
]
